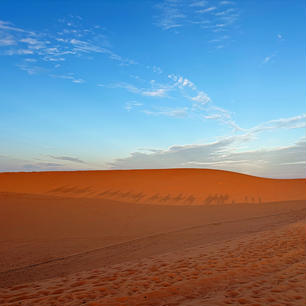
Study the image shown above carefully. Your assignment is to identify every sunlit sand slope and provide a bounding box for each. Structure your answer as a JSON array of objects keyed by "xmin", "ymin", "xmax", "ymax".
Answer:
[
  {"xmin": 0, "ymin": 221, "xmax": 305, "ymax": 306},
  {"xmin": 0, "ymin": 190, "xmax": 305, "ymax": 281},
  {"xmin": 0, "ymin": 169, "xmax": 305, "ymax": 204}
]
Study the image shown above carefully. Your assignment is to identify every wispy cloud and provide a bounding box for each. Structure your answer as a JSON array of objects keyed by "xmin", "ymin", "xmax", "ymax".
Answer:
[
  {"xmin": 143, "ymin": 107, "xmax": 188, "ymax": 118},
  {"xmin": 0, "ymin": 20, "xmax": 27, "ymax": 33},
  {"xmin": 0, "ymin": 34, "xmax": 16, "ymax": 46},
  {"xmin": 5, "ymin": 49, "xmax": 34, "ymax": 55},
  {"xmin": 125, "ymin": 101, "xmax": 143, "ymax": 111},
  {"xmin": 190, "ymin": 1, "xmax": 208, "ymax": 7},
  {"xmin": 16, "ymin": 63, "xmax": 43, "ymax": 75},
  {"xmin": 152, "ymin": 65, "xmax": 163, "ymax": 74},
  {"xmin": 168, "ymin": 74, "xmax": 196, "ymax": 89},
  {"xmin": 102, "ymin": 82, "xmax": 169, "ymax": 97},
  {"xmin": 107, "ymin": 103, "xmax": 306, "ymax": 175},
  {"xmin": 50, "ymin": 73, "xmax": 85, "ymax": 83},
  {"xmin": 197, "ymin": 6, "xmax": 217, "ymax": 13},
  {"xmin": 155, "ymin": 1, "xmax": 186, "ymax": 30},
  {"xmin": 160, "ymin": 74, "xmax": 241, "ymax": 130},
  {"xmin": 108, "ymin": 134, "xmax": 306, "ymax": 178},
  {"xmin": 190, "ymin": 91, "xmax": 211, "ymax": 104},
  {"xmin": 108, "ymin": 72, "xmax": 241, "ymax": 131},
  {"xmin": 0, "ymin": 154, "xmax": 93, "ymax": 172},
  {"xmin": 142, "ymin": 88, "xmax": 168, "ymax": 97},
  {"xmin": 263, "ymin": 54, "xmax": 275, "ymax": 64},
  {"xmin": 50, "ymin": 155, "xmax": 86, "ymax": 164},
  {"xmin": 154, "ymin": 0, "xmax": 239, "ymax": 46},
  {"xmin": 122, "ymin": 68, "xmax": 301, "ymax": 135},
  {"xmin": 250, "ymin": 114, "xmax": 306, "ymax": 133},
  {"xmin": 0, "ymin": 17, "xmax": 135, "ymax": 79},
  {"xmin": 220, "ymin": 1, "xmax": 234, "ymax": 5}
]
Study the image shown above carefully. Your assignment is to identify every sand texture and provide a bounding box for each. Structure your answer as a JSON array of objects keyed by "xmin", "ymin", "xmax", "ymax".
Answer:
[{"xmin": 0, "ymin": 169, "xmax": 305, "ymax": 305}]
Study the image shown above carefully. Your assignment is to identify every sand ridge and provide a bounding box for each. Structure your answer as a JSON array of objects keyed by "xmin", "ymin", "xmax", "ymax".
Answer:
[{"xmin": 0, "ymin": 169, "xmax": 305, "ymax": 205}]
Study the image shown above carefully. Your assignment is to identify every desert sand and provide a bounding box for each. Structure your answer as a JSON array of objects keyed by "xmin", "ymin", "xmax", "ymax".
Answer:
[
  {"xmin": 0, "ymin": 169, "xmax": 305, "ymax": 305},
  {"xmin": 0, "ymin": 169, "xmax": 305, "ymax": 204}
]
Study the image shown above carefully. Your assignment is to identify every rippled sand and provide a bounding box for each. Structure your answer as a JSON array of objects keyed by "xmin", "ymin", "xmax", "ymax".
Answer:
[{"xmin": 1, "ymin": 221, "xmax": 305, "ymax": 306}]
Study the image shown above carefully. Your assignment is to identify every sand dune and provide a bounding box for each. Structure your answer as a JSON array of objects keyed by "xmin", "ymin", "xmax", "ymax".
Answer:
[
  {"xmin": 0, "ymin": 169, "xmax": 305, "ymax": 305},
  {"xmin": 0, "ymin": 169, "xmax": 305, "ymax": 204}
]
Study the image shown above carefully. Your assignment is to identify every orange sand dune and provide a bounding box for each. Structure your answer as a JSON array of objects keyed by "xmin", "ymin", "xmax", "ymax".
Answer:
[
  {"xmin": 0, "ymin": 169, "xmax": 305, "ymax": 204},
  {"xmin": 0, "ymin": 169, "xmax": 305, "ymax": 305}
]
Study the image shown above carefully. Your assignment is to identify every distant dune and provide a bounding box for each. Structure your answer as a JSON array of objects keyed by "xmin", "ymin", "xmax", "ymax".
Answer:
[{"xmin": 0, "ymin": 169, "xmax": 305, "ymax": 205}]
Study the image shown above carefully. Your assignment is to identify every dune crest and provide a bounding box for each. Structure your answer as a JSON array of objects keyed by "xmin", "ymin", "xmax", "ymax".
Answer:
[{"xmin": 0, "ymin": 169, "xmax": 305, "ymax": 205}]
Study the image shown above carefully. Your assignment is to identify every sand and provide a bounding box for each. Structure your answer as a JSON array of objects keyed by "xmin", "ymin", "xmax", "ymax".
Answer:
[
  {"xmin": 0, "ymin": 169, "xmax": 305, "ymax": 305},
  {"xmin": 0, "ymin": 169, "xmax": 305, "ymax": 204}
]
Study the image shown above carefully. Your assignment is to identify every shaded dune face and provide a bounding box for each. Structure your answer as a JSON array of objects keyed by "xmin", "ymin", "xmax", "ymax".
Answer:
[{"xmin": 0, "ymin": 169, "xmax": 305, "ymax": 205}]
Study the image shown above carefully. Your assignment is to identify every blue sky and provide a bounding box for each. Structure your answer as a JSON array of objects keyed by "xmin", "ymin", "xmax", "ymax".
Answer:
[{"xmin": 0, "ymin": 0, "xmax": 305, "ymax": 178}]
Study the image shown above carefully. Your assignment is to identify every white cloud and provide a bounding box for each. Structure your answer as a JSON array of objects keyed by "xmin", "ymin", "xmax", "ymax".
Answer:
[
  {"xmin": 142, "ymin": 88, "xmax": 167, "ymax": 97},
  {"xmin": 50, "ymin": 155, "xmax": 86, "ymax": 164},
  {"xmin": 220, "ymin": 1, "xmax": 234, "ymax": 5},
  {"xmin": 0, "ymin": 35, "xmax": 16, "ymax": 46},
  {"xmin": 154, "ymin": 0, "xmax": 240, "ymax": 41},
  {"xmin": 154, "ymin": 1, "xmax": 186, "ymax": 30},
  {"xmin": 50, "ymin": 73, "xmax": 85, "ymax": 83},
  {"xmin": 106, "ymin": 82, "xmax": 169, "ymax": 98},
  {"xmin": 215, "ymin": 8, "xmax": 231, "ymax": 15},
  {"xmin": 191, "ymin": 91, "xmax": 211, "ymax": 104},
  {"xmin": 25, "ymin": 58, "xmax": 37, "ymax": 62},
  {"xmin": 0, "ymin": 17, "xmax": 136, "ymax": 79},
  {"xmin": 203, "ymin": 114, "xmax": 222, "ymax": 119},
  {"xmin": 72, "ymin": 79, "xmax": 84, "ymax": 83},
  {"xmin": 0, "ymin": 20, "xmax": 26, "ymax": 33},
  {"xmin": 168, "ymin": 74, "xmax": 195, "ymax": 89},
  {"xmin": 263, "ymin": 54, "xmax": 274, "ymax": 64},
  {"xmin": 281, "ymin": 161, "xmax": 306, "ymax": 166},
  {"xmin": 125, "ymin": 101, "xmax": 143, "ymax": 111},
  {"xmin": 107, "ymin": 108, "xmax": 306, "ymax": 177},
  {"xmin": 197, "ymin": 6, "xmax": 217, "ymax": 13},
  {"xmin": 108, "ymin": 135, "xmax": 306, "ymax": 178},
  {"xmin": 143, "ymin": 108, "xmax": 188, "ymax": 118},
  {"xmin": 251, "ymin": 114, "xmax": 306, "ymax": 133},
  {"xmin": 5, "ymin": 49, "xmax": 34, "ymax": 55},
  {"xmin": 152, "ymin": 65, "xmax": 163, "ymax": 74},
  {"xmin": 112, "ymin": 72, "xmax": 241, "ymax": 130},
  {"xmin": 190, "ymin": 1, "xmax": 207, "ymax": 7},
  {"xmin": 20, "ymin": 37, "xmax": 46, "ymax": 49},
  {"xmin": 16, "ymin": 63, "xmax": 42, "ymax": 75}
]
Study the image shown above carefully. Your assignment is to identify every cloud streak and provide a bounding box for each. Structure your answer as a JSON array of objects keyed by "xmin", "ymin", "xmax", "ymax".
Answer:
[
  {"xmin": 50, "ymin": 73, "xmax": 85, "ymax": 83},
  {"xmin": 50, "ymin": 155, "xmax": 86, "ymax": 164},
  {"xmin": 154, "ymin": 0, "xmax": 239, "ymax": 48},
  {"xmin": 109, "ymin": 72, "xmax": 240, "ymax": 131},
  {"xmin": 0, "ymin": 17, "xmax": 135, "ymax": 79},
  {"xmin": 109, "ymin": 135, "xmax": 306, "ymax": 178},
  {"xmin": 103, "ymin": 82, "xmax": 169, "ymax": 97}
]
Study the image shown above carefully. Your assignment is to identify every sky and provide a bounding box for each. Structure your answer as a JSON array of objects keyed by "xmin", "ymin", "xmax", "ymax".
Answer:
[{"xmin": 0, "ymin": 0, "xmax": 305, "ymax": 178}]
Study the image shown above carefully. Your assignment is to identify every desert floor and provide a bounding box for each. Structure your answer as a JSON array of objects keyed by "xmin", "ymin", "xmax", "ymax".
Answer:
[{"xmin": 0, "ymin": 170, "xmax": 305, "ymax": 305}]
